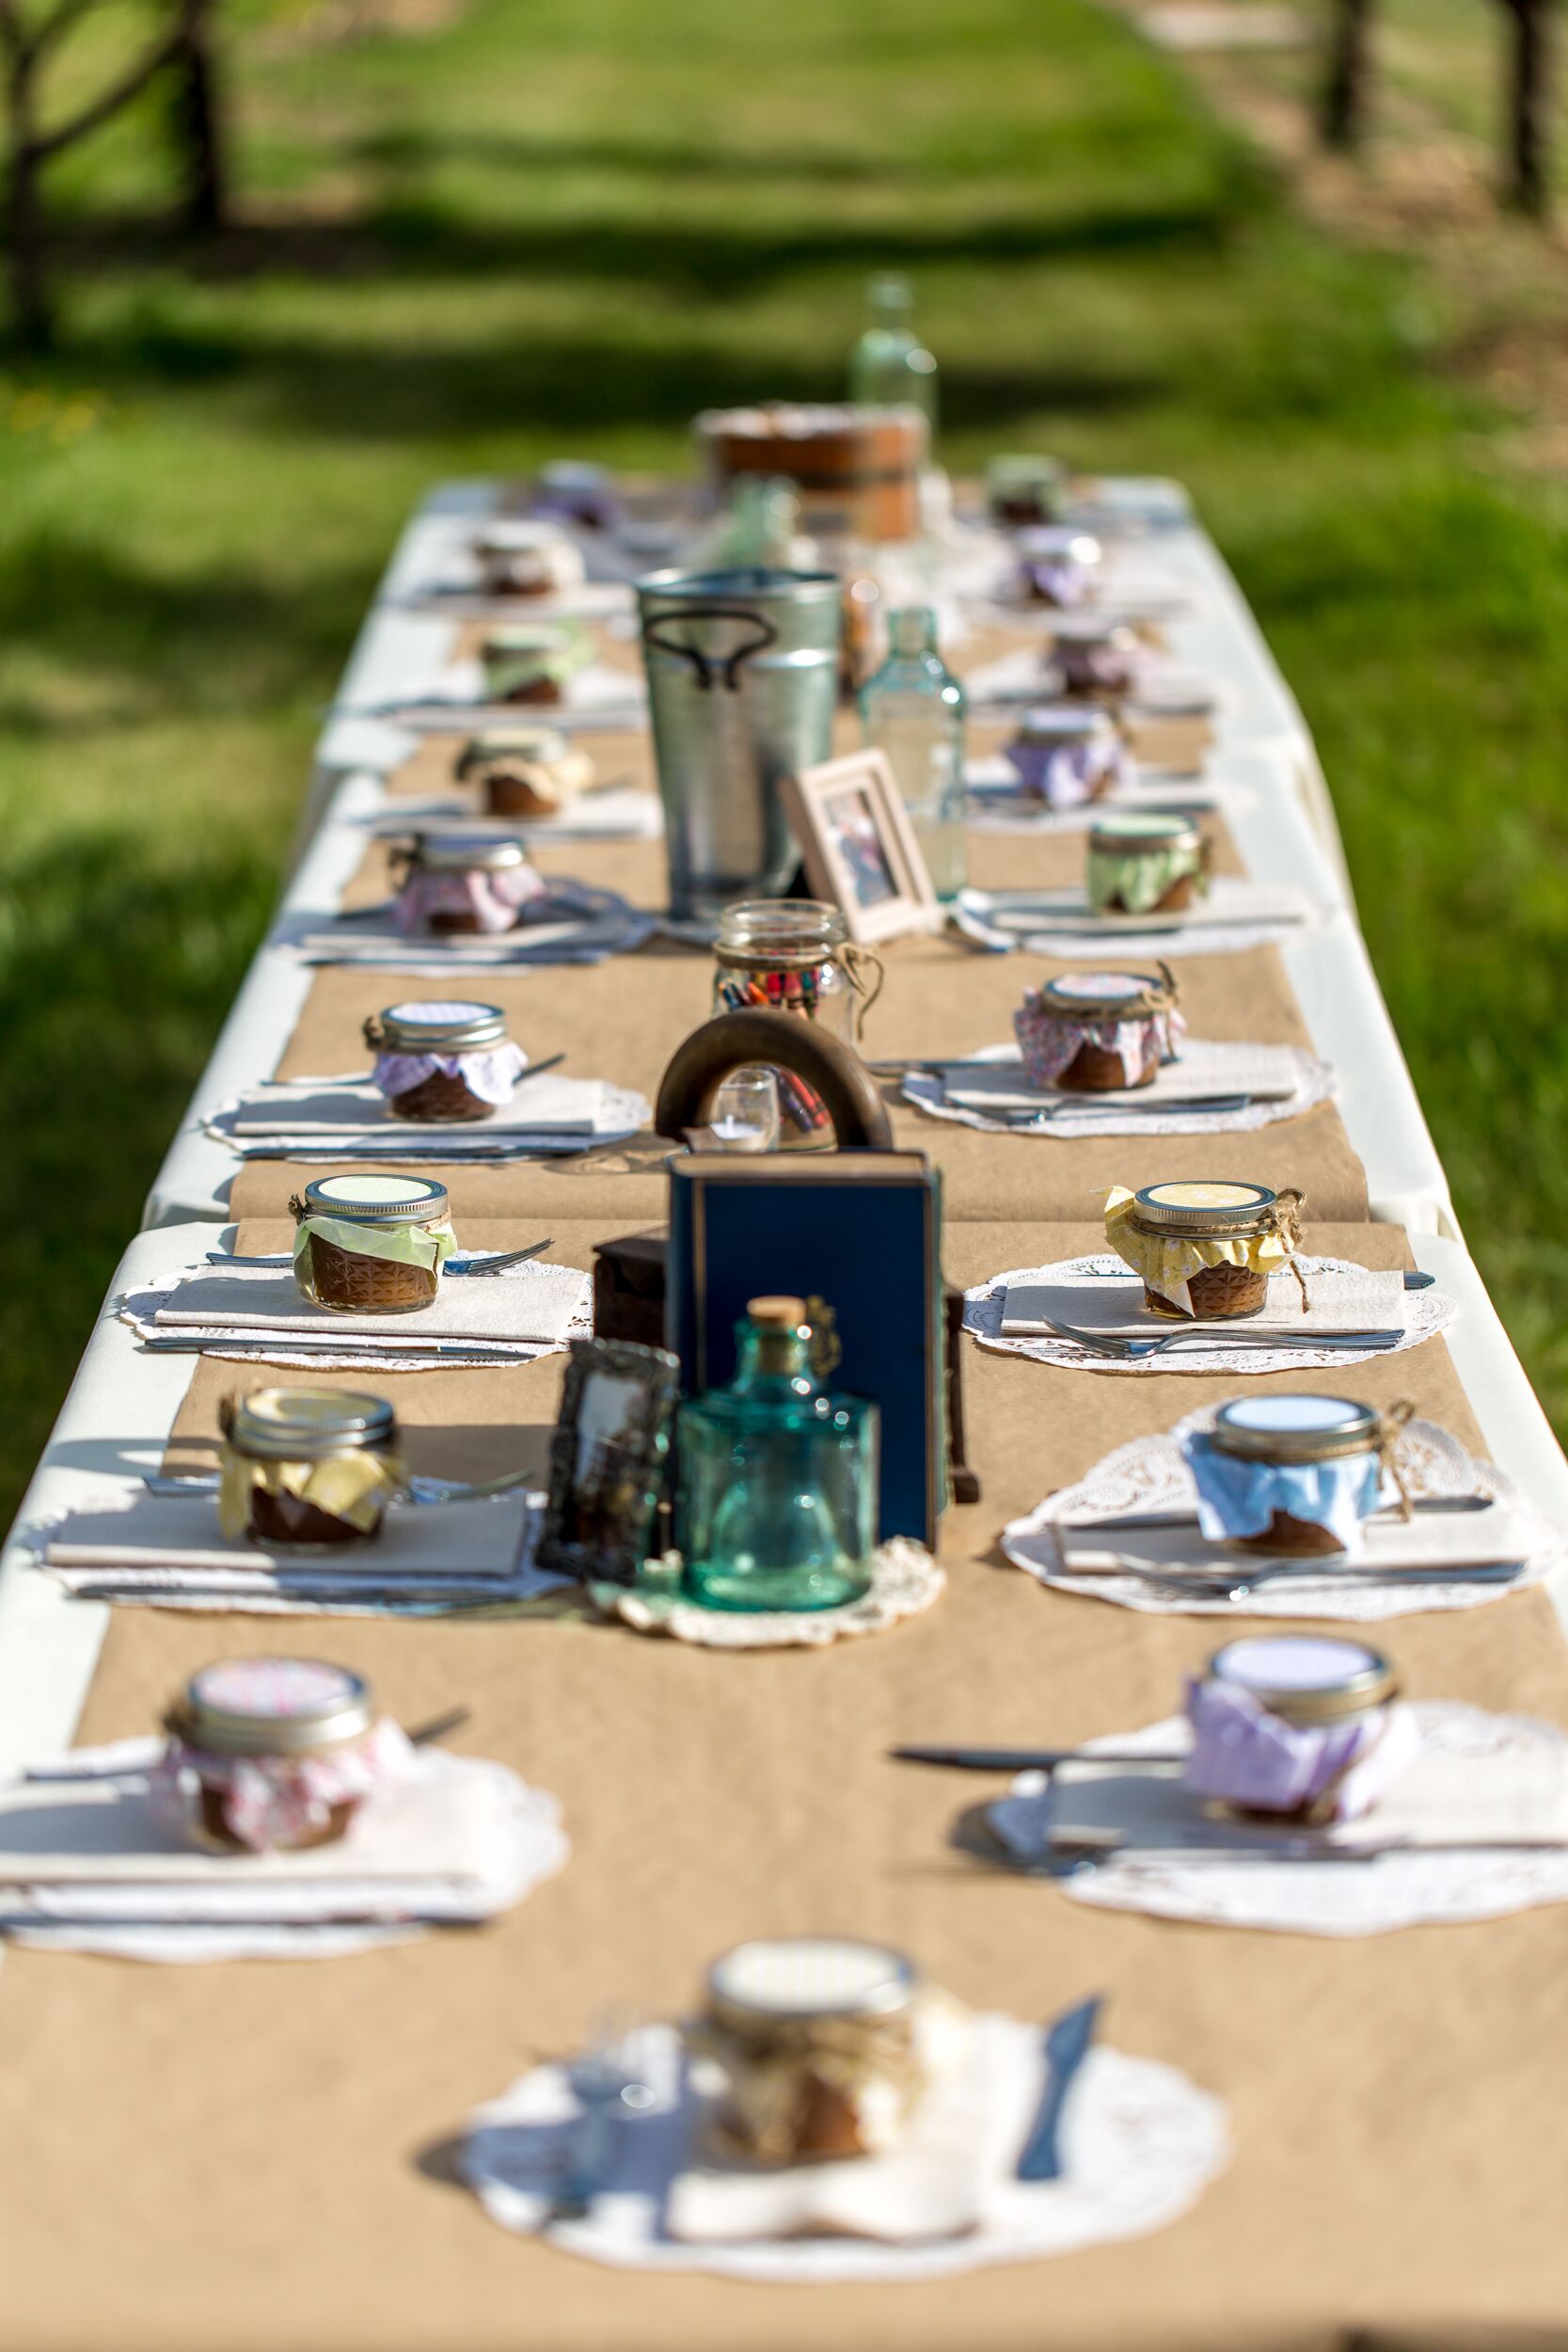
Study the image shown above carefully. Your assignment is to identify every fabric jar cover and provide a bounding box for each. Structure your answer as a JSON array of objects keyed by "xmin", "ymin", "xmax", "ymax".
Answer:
[
  {"xmin": 1003, "ymin": 725, "xmax": 1132, "ymax": 809},
  {"xmin": 1184, "ymin": 1674, "xmax": 1418, "ymax": 1823},
  {"xmin": 370, "ymin": 1001, "xmax": 530, "ymax": 1106},
  {"xmin": 1015, "ymin": 975, "xmax": 1184, "ymax": 1088},
  {"xmin": 1085, "ymin": 815, "xmax": 1207, "ymax": 916},
  {"xmin": 1181, "ymin": 1427, "xmax": 1384, "ymax": 1558},
  {"xmin": 154, "ymin": 1715, "xmax": 415, "ymax": 1853},
  {"xmin": 1103, "ymin": 1183, "xmax": 1299, "ymax": 1316},
  {"xmin": 1051, "ymin": 620, "xmax": 1148, "ymax": 699},
  {"xmin": 392, "ymin": 861, "xmax": 547, "ymax": 937}
]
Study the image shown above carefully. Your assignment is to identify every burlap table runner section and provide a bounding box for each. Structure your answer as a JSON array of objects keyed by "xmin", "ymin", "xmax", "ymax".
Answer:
[
  {"xmin": 234, "ymin": 813, "xmax": 1366, "ymax": 1225},
  {"xmin": 4, "ymin": 1219, "xmax": 1563, "ymax": 2349}
]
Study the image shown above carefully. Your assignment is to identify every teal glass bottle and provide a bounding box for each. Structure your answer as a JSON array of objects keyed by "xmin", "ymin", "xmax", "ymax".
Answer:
[
  {"xmin": 859, "ymin": 607, "xmax": 968, "ymax": 900},
  {"xmin": 677, "ymin": 1296, "xmax": 878, "ymax": 1613},
  {"xmin": 848, "ymin": 274, "xmax": 939, "ymax": 430}
]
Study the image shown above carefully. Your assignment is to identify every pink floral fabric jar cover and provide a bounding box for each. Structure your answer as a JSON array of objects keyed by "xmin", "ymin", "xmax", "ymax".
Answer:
[
  {"xmin": 364, "ymin": 999, "xmax": 528, "ymax": 1117},
  {"xmin": 1003, "ymin": 706, "xmax": 1132, "ymax": 808},
  {"xmin": 155, "ymin": 1657, "xmax": 413, "ymax": 1854},
  {"xmin": 1014, "ymin": 966, "xmax": 1183, "ymax": 1092},
  {"xmin": 390, "ymin": 831, "xmax": 548, "ymax": 937}
]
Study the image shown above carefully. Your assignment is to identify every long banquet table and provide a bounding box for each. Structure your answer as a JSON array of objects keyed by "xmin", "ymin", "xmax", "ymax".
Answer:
[{"xmin": 5, "ymin": 470, "xmax": 1567, "ymax": 2349}]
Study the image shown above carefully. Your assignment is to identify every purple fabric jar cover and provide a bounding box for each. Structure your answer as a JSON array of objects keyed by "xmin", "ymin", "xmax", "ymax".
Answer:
[{"xmin": 1184, "ymin": 1676, "xmax": 1418, "ymax": 1824}]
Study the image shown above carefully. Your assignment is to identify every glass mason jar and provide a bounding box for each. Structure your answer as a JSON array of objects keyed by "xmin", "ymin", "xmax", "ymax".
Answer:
[
  {"xmin": 1085, "ymin": 810, "xmax": 1209, "ymax": 916},
  {"xmin": 290, "ymin": 1173, "xmax": 455, "ymax": 1315},
  {"xmin": 1193, "ymin": 1394, "xmax": 1392, "ymax": 1559},
  {"xmin": 363, "ymin": 999, "xmax": 526, "ymax": 1123},
  {"xmin": 711, "ymin": 899, "xmax": 883, "ymax": 1150},
  {"xmin": 1106, "ymin": 1178, "xmax": 1304, "ymax": 1321},
  {"xmin": 218, "ymin": 1387, "xmax": 405, "ymax": 1551},
  {"xmin": 859, "ymin": 607, "xmax": 967, "ymax": 900},
  {"xmin": 1185, "ymin": 1634, "xmax": 1408, "ymax": 1823},
  {"xmin": 987, "ymin": 452, "xmax": 1064, "ymax": 528},
  {"xmin": 159, "ymin": 1658, "xmax": 404, "ymax": 1855},
  {"xmin": 676, "ymin": 1295, "xmax": 878, "ymax": 1613},
  {"xmin": 847, "ymin": 274, "xmax": 939, "ymax": 428},
  {"xmin": 454, "ymin": 724, "xmax": 595, "ymax": 818},
  {"xmin": 390, "ymin": 832, "xmax": 547, "ymax": 937}
]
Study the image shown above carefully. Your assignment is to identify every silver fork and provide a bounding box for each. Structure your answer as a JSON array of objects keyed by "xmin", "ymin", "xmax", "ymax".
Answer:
[
  {"xmin": 1028, "ymin": 1312, "xmax": 1403, "ymax": 1360},
  {"xmin": 202, "ymin": 1240, "xmax": 552, "ymax": 1279},
  {"xmin": 1100, "ymin": 1556, "xmax": 1524, "ymax": 1600}
]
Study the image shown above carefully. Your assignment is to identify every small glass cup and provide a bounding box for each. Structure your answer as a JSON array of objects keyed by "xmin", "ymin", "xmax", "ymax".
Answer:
[{"xmin": 709, "ymin": 1069, "xmax": 781, "ymax": 1152}]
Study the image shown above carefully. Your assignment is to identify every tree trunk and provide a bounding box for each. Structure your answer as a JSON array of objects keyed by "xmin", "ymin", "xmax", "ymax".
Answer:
[
  {"xmin": 168, "ymin": 0, "xmax": 226, "ymax": 233},
  {"xmin": 1323, "ymin": 0, "xmax": 1371, "ymax": 150},
  {"xmin": 4, "ymin": 55, "xmax": 51, "ymax": 352},
  {"xmin": 1503, "ymin": 0, "xmax": 1549, "ymax": 216}
]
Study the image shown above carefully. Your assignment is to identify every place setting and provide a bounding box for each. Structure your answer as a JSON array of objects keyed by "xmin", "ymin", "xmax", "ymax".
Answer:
[
  {"xmin": 901, "ymin": 1635, "xmax": 1568, "ymax": 1939},
  {"xmin": 359, "ymin": 612, "xmax": 647, "ymax": 728},
  {"xmin": 457, "ymin": 1933, "xmax": 1228, "ymax": 2279},
  {"xmin": 119, "ymin": 1180, "xmax": 593, "ymax": 1373},
  {"xmin": 964, "ymin": 1180, "xmax": 1456, "ymax": 1375},
  {"xmin": 963, "ymin": 706, "xmax": 1249, "ymax": 835},
  {"xmin": 286, "ymin": 827, "xmax": 657, "ymax": 969},
  {"xmin": 204, "ymin": 1000, "xmax": 650, "ymax": 1163},
  {"xmin": 25, "ymin": 1383, "xmax": 574, "ymax": 1614},
  {"xmin": 885, "ymin": 967, "xmax": 1336, "ymax": 1140},
  {"xmin": 388, "ymin": 515, "xmax": 638, "ymax": 619},
  {"xmin": 0, "ymin": 1656, "xmax": 567, "ymax": 1960},
  {"xmin": 359, "ymin": 717, "xmax": 664, "ymax": 839},
  {"xmin": 999, "ymin": 1394, "xmax": 1562, "ymax": 1619},
  {"xmin": 958, "ymin": 519, "xmax": 1195, "ymax": 625}
]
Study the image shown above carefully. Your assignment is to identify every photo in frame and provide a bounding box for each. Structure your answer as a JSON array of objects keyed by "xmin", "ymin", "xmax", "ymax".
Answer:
[
  {"xmin": 782, "ymin": 749, "xmax": 942, "ymax": 946},
  {"xmin": 537, "ymin": 1336, "xmax": 681, "ymax": 1584}
]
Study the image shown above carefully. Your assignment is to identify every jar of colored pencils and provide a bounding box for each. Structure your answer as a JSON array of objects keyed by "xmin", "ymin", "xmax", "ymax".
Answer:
[{"xmin": 711, "ymin": 900, "xmax": 882, "ymax": 1150}]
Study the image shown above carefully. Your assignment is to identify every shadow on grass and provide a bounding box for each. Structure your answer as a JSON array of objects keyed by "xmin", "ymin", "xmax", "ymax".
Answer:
[{"xmin": 0, "ymin": 830, "xmax": 279, "ymax": 1518}]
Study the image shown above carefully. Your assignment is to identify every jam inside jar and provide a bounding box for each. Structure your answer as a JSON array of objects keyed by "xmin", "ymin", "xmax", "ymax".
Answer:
[
  {"xmin": 364, "ymin": 998, "xmax": 528, "ymax": 1123},
  {"xmin": 218, "ymin": 1386, "xmax": 406, "ymax": 1551},
  {"xmin": 291, "ymin": 1173, "xmax": 455, "ymax": 1314}
]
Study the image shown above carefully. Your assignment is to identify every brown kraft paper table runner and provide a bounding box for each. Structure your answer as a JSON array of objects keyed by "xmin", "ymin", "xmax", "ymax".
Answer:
[
  {"xmin": 234, "ymin": 817, "xmax": 1366, "ymax": 1225},
  {"xmin": 4, "ymin": 1219, "xmax": 1565, "ymax": 2349}
]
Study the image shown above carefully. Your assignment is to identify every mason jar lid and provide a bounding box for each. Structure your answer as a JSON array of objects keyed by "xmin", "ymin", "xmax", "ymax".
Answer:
[
  {"xmin": 1053, "ymin": 612, "xmax": 1138, "ymax": 650},
  {"xmin": 301, "ymin": 1174, "xmax": 451, "ymax": 1225},
  {"xmin": 224, "ymin": 1388, "xmax": 398, "ymax": 1464},
  {"xmin": 706, "ymin": 1937, "xmax": 918, "ymax": 2034},
  {"xmin": 717, "ymin": 898, "xmax": 847, "ymax": 954},
  {"xmin": 456, "ymin": 725, "xmax": 571, "ymax": 774},
  {"xmin": 1130, "ymin": 1178, "xmax": 1277, "ymax": 1234},
  {"xmin": 166, "ymin": 1657, "xmax": 375, "ymax": 1758},
  {"xmin": 1035, "ymin": 968, "xmax": 1175, "ymax": 1022},
  {"xmin": 1016, "ymin": 526, "xmax": 1101, "ymax": 566},
  {"xmin": 372, "ymin": 999, "xmax": 509, "ymax": 1053},
  {"xmin": 988, "ymin": 452, "xmax": 1062, "ymax": 489},
  {"xmin": 1013, "ymin": 705, "xmax": 1117, "ymax": 748},
  {"xmin": 1207, "ymin": 1635, "xmax": 1399, "ymax": 1725},
  {"xmin": 409, "ymin": 830, "xmax": 529, "ymax": 875},
  {"xmin": 1088, "ymin": 810, "xmax": 1202, "ymax": 856},
  {"xmin": 1212, "ymin": 1394, "xmax": 1381, "ymax": 1467}
]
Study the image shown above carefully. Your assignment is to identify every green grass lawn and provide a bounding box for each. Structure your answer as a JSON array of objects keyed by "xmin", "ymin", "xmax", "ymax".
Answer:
[{"xmin": 3, "ymin": 0, "xmax": 1567, "ymax": 1518}]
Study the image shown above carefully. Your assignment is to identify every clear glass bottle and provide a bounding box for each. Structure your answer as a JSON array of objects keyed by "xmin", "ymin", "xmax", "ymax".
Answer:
[
  {"xmin": 677, "ymin": 1296, "xmax": 878, "ymax": 1613},
  {"xmin": 858, "ymin": 607, "xmax": 967, "ymax": 899},
  {"xmin": 848, "ymin": 275, "xmax": 938, "ymax": 428}
]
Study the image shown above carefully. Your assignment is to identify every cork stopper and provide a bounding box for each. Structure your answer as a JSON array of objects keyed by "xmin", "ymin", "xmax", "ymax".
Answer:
[{"xmin": 747, "ymin": 1295, "xmax": 807, "ymax": 1328}]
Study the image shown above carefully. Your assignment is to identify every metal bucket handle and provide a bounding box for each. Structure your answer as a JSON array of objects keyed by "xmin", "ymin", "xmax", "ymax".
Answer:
[{"xmin": 641, "ymin": 605, "xmax": 779, "ymax": 693}]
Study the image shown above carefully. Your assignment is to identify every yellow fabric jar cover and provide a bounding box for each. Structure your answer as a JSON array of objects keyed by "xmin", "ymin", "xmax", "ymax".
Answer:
[
  {"xmin": 218, "ymin": 1446, "xmax": 407, "ymax": 1541},
  {"xmin": 1105, "ymin": 1182, "xmax": 1303, "ymax": 1315}
]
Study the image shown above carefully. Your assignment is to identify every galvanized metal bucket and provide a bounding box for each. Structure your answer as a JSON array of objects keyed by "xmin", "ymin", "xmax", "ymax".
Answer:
[{"xmin": 635, "ymin": 566, "xmax": 842, "ymax": 920}]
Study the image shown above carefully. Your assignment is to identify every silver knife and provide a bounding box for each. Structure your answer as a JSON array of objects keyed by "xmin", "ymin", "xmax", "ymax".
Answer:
[
  {"xmin": 138, "ymin": 1337, "xmax": 531, "ymax": 1364},
  {"xmin": 1017, "ymin": 1995, "xmax": 1103, "ymax": 2181},
  {"xmin": 1059, "ymin": 1494, "xmax": 1493, "ymax": 1534},
  {"xmin": 892, "ymin": 1743, "xmax": 1185, "ymax": 1772}
]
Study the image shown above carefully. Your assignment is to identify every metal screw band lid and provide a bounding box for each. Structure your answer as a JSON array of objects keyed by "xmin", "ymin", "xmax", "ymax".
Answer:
[
  {"xmin": 1088, "ymin": 809, "xmax": 1202, "ymax": 856},
  {"xmin": 1034, "ymin": 963, "xmax": 1178, "ymax": 1022},
  {"xmin": 166, "ymin": 1657, "xmax": 376, "ymax": 1757},
  {"xmin": 456, "ymin": 725, "xmax": 572, "ymax": 774},
  {"xmin": 366, "ymin": 999, "xmax": 509, "ymax": 1054},
  {"xmin": 299, "ymin": 1173, "xmax": 451, "ymax": 1224},
  {"xmin": 407, "ymin": 830, "xmax": 529, "ymax": 875},
  {"xmin": 706, "ymin": 1937, "xmax": 918, "ymax": 2032},
  {"xmin": 1207, "ymin": 1635, "xmax": 1399, "ymax": 1725},
  {"xmin": 1129, "ymin": 1178, "xmax": 1277, "ymax": 1235},
  {"xmin": 1211, "ymin": 1394, "xmax": 1381, "ymax": 1467},
  {"xmin": 221, "ymin": 1387, "xmax": 399, "ymax": 1464}
]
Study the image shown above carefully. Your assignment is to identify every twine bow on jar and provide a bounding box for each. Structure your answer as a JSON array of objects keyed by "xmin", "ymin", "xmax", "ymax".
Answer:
[
  {"xmin": 1375, "ymin": 1399, "xmax": 1418, "ymax": 1521},
  {"xmin": 1267, "ymin": 1186, "xmax": 1309, "ymax": 1309}
]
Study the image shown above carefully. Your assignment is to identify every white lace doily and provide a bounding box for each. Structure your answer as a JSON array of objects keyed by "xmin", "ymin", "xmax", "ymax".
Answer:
[
  {"xmin": 903, "ymin": 1041, "xmax": 1335, "ymax": 1140},
  {"xmin": 596, "ymin": 1539, "xmax": 943, "ymax": 1648},
  {"xmin": 989, "ymin": 1706, "xmax": 1568, "ymax": 1936},
  {"xmin": 461, "ymin": 2013, "xmax": 1227, "ymax": 2280},
  {"xmin": 1001, "ymin": 1410, "xmax": 1560, "ymax": 1619},
  {"xmin": 0, "ymin": 1744, "xmax": 568, "ymax": 1961},
  {"xmin": 964, "ymin": 1254, "xmax": 1455, "ymax": 1377},
  {"xmin": 120, "ymin": 1257, "xmax": 594, "ymax": 1374}
]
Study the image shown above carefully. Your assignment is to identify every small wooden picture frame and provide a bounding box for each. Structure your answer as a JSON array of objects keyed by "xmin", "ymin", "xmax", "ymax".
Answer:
[
  {"xmin": 536, "ymin": 1337, "xmax": 681, "ymax": 1585},
  {"xmin": 782, "ymin": 749, "xmax": 942, "ymax": 946}
]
